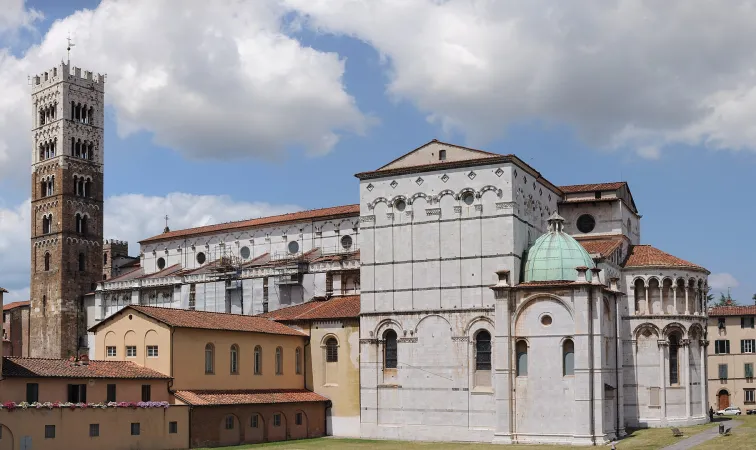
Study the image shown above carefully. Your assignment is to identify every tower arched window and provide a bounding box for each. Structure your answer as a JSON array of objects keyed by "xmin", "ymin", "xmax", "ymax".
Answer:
[
  {"xmin": 75, "ymin": 139, "xmax": 81, "ymax": 157},
  {"xmin": 384, "ymin": 329, "xmax": 398, "ymax": 369},
  {"xmin": 75, "ymin": 214, "xmax": 82, "ymax": 234},
  {"xmin": 516, "ymin": 340, "xmax": 528, "ymax": 376},
  {"xmin": 82, "ymin": 105, "xmax": 88, "ymax": 124},
  {"xmin": 44, "ymin": 252, "xmax": 50, "ymax": 271},
  {"xmin": 88, "ymin": 143, "xmax": 94, "ymax": 160},
  {"xmin": 84, "ymin": 179, "xmax": 91, "ymax": 198},
  {"xmin": 42, "ymin": 215, "xmax": 51, "ymax": 234},
  {"xmin": 48, "ymin": 176, "xmax": 54, "ymax": 196},
  {"xmin": 104, "ymin": 253, "xmax": 108, "ymax": 264},
  {"xmin": 669, "ymin": 334, "xmax": 680, "ymax": 385},
  {"xmin": 325, "ymin": 337, "xmax": 338, "ymax": 362},
  {"xmin": 563, "ymin": 339, "xmax": 575, "ymax": 376},
  {"xmin": 40, "ymin": 180, "xmax": 47, "ymax": 197},
  {"xmin": 254, "ymin": 346, "xmax": 262, "ymax": 375},
  {"xmin": 88, "ymin": 107, "xmax": 94, "ymax": 125},
  {"xmin": 230, "ymin": 344, "xmax": 239, "ymax": 374},
  {"xmin": 275, "ymin": 347, "xmax": 283, "ymax": 375},
  {"xmin": 78, "ymin": 252, "xmax": 85, "ymax": 271},
  {"xmin": 204, "ymin": 343, "xmax": 215, "ymax": 374}
]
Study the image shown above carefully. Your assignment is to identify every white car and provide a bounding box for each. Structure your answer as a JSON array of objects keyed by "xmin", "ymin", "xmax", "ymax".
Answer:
[{"xmin": 717, "ymin": 406, "xmax": 742, "ymax": 416}]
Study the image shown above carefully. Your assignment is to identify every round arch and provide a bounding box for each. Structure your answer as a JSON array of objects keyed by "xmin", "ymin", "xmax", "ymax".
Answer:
[
  {"xmin": 512, "ymin": 293, "xmax": 575, "ymax": 325},
  {"xmin": 633, "ymin": 323, "xmax": 660, "ymax": 340},
  {"xmin": 219, "ymin": 414, "xmax": 242, "ymax": 447},
  {"xmin": 413, "ymin": 314, "xmax": 452, "ymax": 335},
  {"xmin": 663, "ymin": 322, "xmax": 687, "ymax": 339},
  {"xmin": 374, "ymin": 318, "xmax": 404, "ymax": 338},
  {"xmin": 464, "ymin": 316, "xmax": 494, "ymax": 336}
]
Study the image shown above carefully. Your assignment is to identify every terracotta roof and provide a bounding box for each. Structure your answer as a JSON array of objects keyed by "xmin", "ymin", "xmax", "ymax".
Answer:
[
  {"xmin": 139, "ymin": 204, "xmax": 359, "ymax": 244},
  {"xmin": 311, "ymin": 250, "xmax": 360, "ymax": 263},
  {"xmin": 623, "ymin": 245, "xmax": 707, "ymax": 272},
  {"xmin": 89, "ymin": 305, "xmax": 306, "ymax": 336},
  {"xmin": 559, "ymin": 182, "xmax": 627, "ymax": 193},
  {"xmin": 575, "ymin": 236, "xmax": 625, "ymax": 258},
  {"xmin": 259, "ymin": 296, "xmax": 360, "ymax": 321},
  {"xmin": 516, "ymin": 280, "xmax": 582, "ymax": 287},
  {"xmin": 2, "ymin": 357, "xmax": 170, "ymax": 379},
  {"xmin": 709, "ymin": 306, "xmax": 756, "ymax": 317},
  {"xmin": 173, "ymin": 389, "xmax": 329, "ymax": 406},
  {"xmin": 139, "ymin": 263, "xmax": 183, "ymax": 279},
  {"xmin": 106, "ymin": 266, "xmax": 143, "ymax": 282},
  {"xmin": 3, "ymin": 300, "xmax": 30, "ymax": 311}
]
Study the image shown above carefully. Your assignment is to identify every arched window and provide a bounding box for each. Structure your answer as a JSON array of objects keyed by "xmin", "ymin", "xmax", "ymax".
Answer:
[
  {"xmin": 75, "ymin": 213, "xmax": 82, "ymax": 233},
  {"xmin": 254, "ymin": 346, "xmax": 262, "ymax": 375},
  {"xmin": 42, "ymin": 215, "xmax": 50, "ymax": 234},
  {"xmin": 81, "ymin": 215, "xmax": 88, "ymax": 235},
  {"xmin": 384, "ymin": 330, "xmax": 398, "ymax": 369},
  {"xmin": 205, "ymin": 343, "xmax": 214, "ymax": 374},
  {"xmin": 78, "ymin": 253, "xmax": 85, "ymax": 272},
  {"xmin": 325, "ymin": 338, "xmax": 338, "ymax": 362},
  {"xmin": 230, "ymin": 344, "xmax": 239, "ymax": 374},
  {"xmin": 475, "ymin": 330, "xmax": 492, "ymax": 371},
  {"xmin": 563, "ymin": 339, "xmax": 575, "ymax": 376},
  {"xmin": 669, "ymin": 334, "xmax": 680, "ymax": 385},
  {"xmin": 516, "ymin": 340, "xmax": 528, "ymax": 376},
  {"xmin": 295, "ymin": 347, "xmax": 302, "ymax": 374},
  {"xmin": 275, "ymin": 347, "xmax": 283, "ymax": 375},
  {"xmin": 104, "ymin": 252, "xmax": 108, "ymax": 264},
  {"xmin": 44, "ymin": 252, "xmax": 50, "ymax": 271}
]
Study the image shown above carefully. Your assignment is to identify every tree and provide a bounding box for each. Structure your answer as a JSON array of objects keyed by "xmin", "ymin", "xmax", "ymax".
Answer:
[
  {"xmin": 752, "ymin": 293, "xmax": 756, "ymax": 305},
  {"xmin": 714, "ymin": 292, "xmax": 736, "ymax": 307}
]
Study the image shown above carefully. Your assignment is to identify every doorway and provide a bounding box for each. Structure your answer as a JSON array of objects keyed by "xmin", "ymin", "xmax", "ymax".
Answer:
[{"xmin": 717, "ymin": 389, "xmax": 730, "ymax": 410}]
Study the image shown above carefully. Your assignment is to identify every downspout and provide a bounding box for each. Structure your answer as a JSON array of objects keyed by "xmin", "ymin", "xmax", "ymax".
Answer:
[
  {"xmin": 168, "ymin": 327, "xmax": 175, "ymax": 393},
  {"xmin": 588, "ymin": 286, "xmax": 595, "ymax": 445},
  {"xmin": 614, "ymin": 292, "xmax": 621, "ymax": 436}
]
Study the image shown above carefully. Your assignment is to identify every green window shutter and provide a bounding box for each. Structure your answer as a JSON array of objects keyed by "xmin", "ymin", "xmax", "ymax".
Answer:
[
  {"xmin": 719, "ymin": 364, "xmax": 728, "ymax": 379},
  {"xmin": 747, "ymin": 364, "xmax": 754, "ymax": 378}
]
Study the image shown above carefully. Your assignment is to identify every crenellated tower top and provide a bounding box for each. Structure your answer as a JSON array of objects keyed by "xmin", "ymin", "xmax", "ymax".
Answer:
[{"xmin": 31, "ymin": 61, "xmax": 105, "ymax": 94}]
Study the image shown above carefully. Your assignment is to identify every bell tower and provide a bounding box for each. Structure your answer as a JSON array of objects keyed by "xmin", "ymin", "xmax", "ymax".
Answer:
[{"xmin": 29, "ymin": 61, "xmax": 105, "ymax": 358}]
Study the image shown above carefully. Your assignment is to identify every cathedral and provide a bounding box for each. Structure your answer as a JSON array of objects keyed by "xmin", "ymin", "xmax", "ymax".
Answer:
[{"xmin": 30, "ymin": 63, "xmax": 710, "ymax": 445}]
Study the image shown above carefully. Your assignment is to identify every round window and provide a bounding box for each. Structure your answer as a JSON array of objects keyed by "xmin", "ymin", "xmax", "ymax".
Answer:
[
  {"xmin": 240, "ymin": 246, "xmax": 251, "ymax": 259},
  {"xmin": 462, "ymin": 192, "xmax": 475, "ymax": 205},
  {"xmin": 196, "ymin": 252, "xmax": 206, "ymax": 264},
  {"xmin": 157, "ymin": 257, "xmax": 166, "ymax": 270},
  {"xmin": 341, "ymin": 235, "xmax": 353, "ymax": 250},
  {"xmin": 394, "ymin": 199, "xmax": 406, "ymax": 212},
  {"xmin": 288, "ymin": 241, "xmax": 300, "ymax": 254},
  {"xmin": 541, "ymin": 315, "xmax": 553, "ymax": 326},
  {"xmin": 576, "ymin": 214, "xmax": 596, "ymax": 233}
]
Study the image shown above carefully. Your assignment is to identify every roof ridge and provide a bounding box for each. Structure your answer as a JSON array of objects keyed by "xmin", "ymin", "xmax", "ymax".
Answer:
[{"xmin": 132, "ymin": 304, "xmax": 275, "ymax": 321}]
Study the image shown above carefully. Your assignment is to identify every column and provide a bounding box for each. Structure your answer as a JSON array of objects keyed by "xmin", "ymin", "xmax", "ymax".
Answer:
[
  {"xmin": 683, "ymin": 340, "xmax": 691, "ymax": 419},
  {"xmin": 491, "ymin": 271, "xmax": 513, "ymax": 444},
  {"xmin": 645, "ymin": 284, "xmax": 650, "ymax": 314},
  {"xmin": 659, "ymin": 340, "xmax": 668, "ymax": 424},
  {"xmin": 684, "ymin": 287, "xmax": 690, "ymax": 315},
  {"xmin": 700, "ymin": 340, "xmax": 708, "ymax": 417},
  {"xmin": 693, "ymin": 289, "xmax": 699, "ymax": 315},
  {"xmin": 659, "ymin": 285, "xmax": 664, "ymax": 314},
  {"xmin": 672, "ymin": 287, "xmax": 677, "ymax": 314}
]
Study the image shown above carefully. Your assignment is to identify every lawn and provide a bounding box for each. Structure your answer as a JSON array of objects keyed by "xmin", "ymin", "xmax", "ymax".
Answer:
[
  {"xmin": 694, "ymin": 415, "xmax": 756, "ymax": 449},
  {"xmin": 197, "ymin": 421, "xmax": 718, "ymax": 450}
]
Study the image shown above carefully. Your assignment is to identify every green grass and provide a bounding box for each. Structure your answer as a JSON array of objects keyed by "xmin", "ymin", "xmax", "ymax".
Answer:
[
  {"xmin": 196, "ymin": 422, "xmax": 717, "ymax": 450},
  {"xmin": 694, "ymin": 415, "xmax": 756, "ymax": 449}
]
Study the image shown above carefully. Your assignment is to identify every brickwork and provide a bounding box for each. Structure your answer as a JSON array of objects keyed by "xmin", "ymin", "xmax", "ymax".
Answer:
[
  {"xmin": 29, "ymin": 62, "xmax": 105, "ymax": 359},
  {"xmin": 103, "ymin": 240, "xmax": 129, "ymax": 280},
  {"xmin": 188, "ymin": 402, "xmax": 327, "ymax": 448}
]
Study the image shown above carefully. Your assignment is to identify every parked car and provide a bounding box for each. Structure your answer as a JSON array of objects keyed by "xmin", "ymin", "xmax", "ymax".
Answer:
[
  {"xmin": 717, "ymin": 406, "xmax": 742, "ymax": 416},
  {"xmin": 747, "ymin": 409, "xmax": 756, "ymax": 415}
]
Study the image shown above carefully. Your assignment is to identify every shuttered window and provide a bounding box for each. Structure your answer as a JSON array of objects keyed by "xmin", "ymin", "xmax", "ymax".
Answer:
[{"xmin": 719, "ymin": 364, "xmax": 729, "ymax": 380}]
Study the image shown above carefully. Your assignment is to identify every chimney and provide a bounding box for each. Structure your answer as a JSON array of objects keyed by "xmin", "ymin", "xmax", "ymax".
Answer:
[
  {"xmin": 609, "ymin": 277, "xmax": 620, "ymax": 291},
  {"xmin": 590, "ymin": 268, "xmax": 602, "ymax": 285},
  {"xmin": 576, "ymin": 266, "xmax": 589, "ymax": 283},
  {"xmin": 494, "ymin": 269, "xmax": 511, "ymax": 288},
  {"xmin": 80, "ymin": 354, "xmax": 90, "ymax": 365}
]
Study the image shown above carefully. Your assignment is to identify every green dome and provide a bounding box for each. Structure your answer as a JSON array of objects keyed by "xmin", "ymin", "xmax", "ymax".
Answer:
[{"xmin": 523, "ymin": 213, "xmax": 596, "ymax": 283}]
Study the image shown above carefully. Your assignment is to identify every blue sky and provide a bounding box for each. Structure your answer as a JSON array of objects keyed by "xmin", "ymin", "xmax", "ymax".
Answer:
[{"xmin": 1, "ymin": 0, "xmax": 754, "ymax": 303}]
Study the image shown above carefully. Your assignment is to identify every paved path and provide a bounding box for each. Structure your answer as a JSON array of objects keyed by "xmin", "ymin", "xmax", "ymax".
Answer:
[{"xmin": 660, "ymin": 420, "xmax": 742, "ymax": 450}]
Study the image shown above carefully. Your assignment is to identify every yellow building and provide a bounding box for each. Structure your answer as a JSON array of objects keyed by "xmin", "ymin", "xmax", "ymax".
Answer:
[
  {"xmin": 707, "ymin": 306, "xmax": 756, "ymax": 412},
  {"xmin": 260, "ymin": 295, "xmax": 361, "ymax": 436},
  {"xmin": 89, "ymin": 304, "xmax": 330, "ymax": 447}
]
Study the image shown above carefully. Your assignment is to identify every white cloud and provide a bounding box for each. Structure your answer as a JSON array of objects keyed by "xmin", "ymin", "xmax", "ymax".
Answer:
[
  {"xmin": 0, "ymin": 0, "xmax": 42, "ymax": 34},
  {"xmin": 709, "ymin": 273, "xmax": 740, "ymax": 291},
  {"xmin": 0, "ymin": 193, "xmax": 301, "ymax": 300},
  {"xmin": 0, "ymin": 0, "xmax": 367, "ymax": 185},
  {"xmin": 286, "ymin": 0, "xmax": 756, "ymax": 157}
]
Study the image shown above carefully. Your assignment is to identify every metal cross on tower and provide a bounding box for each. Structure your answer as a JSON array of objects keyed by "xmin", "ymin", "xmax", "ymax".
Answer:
[{"xmin": 67, "ymin": 33, "xmax": 75, "ymax": 65}]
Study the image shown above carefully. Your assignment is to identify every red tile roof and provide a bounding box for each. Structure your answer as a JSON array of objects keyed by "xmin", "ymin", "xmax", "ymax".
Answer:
[
  {"xmin": 576, "ymin": 236, "xmax": 625, "ymax": 258},
  {"xmin": 139, "ymin": 204, "xmax": 359, "ymax": 244},
  {"xmin": 559, "ymin": 182, "xmax": 627, "ymax": 193},
  {"xmin": 3, "ymin": 300, "xmax": 30, "ymax": 311},
  {"xmin": 106, "ymin": 266, "xmax": 143, "ymax": 282},
  {"xmin": 709, "ymin": 306, "xmax": 756, "ymax": 317},
  {"xmin": 174, "ymin": 389, "xmax": 329, "ymax": 406},
  {"xmin": 2, "ymin": 357, "xmax": 170, "ymax": 379},
  {"xmin": 89, "ymin": 305, "xmax": 306, "ymax": 336},
  {"xmin": 259, "ymin": 296, "xmax": 360, "ymax": 322},
  {"xmin": 623, "ymin": 245, "xmax": 707, "ymax": 271}
]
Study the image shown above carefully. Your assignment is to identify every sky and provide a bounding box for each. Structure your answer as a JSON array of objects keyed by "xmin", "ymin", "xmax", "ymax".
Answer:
[{"xmin": 0, "ymin": 0, "xmax": 754, "ymax": 304}]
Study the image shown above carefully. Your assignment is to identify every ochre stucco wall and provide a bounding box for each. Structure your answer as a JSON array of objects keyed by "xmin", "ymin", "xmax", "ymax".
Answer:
[
  {"xmin": 171, "ymin": 328, "xmax": 307, "ymax": 391},
  {"xmin": 94, "ymin": 309, "xmax": 172, "ymax": 376},
  {"xmin": 0, "ymin": 405, "xmax": 188, "ymax": 450},
  {"xmin": 0, "ymin": 377, "xmax": 171, "ymax": 403}
]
